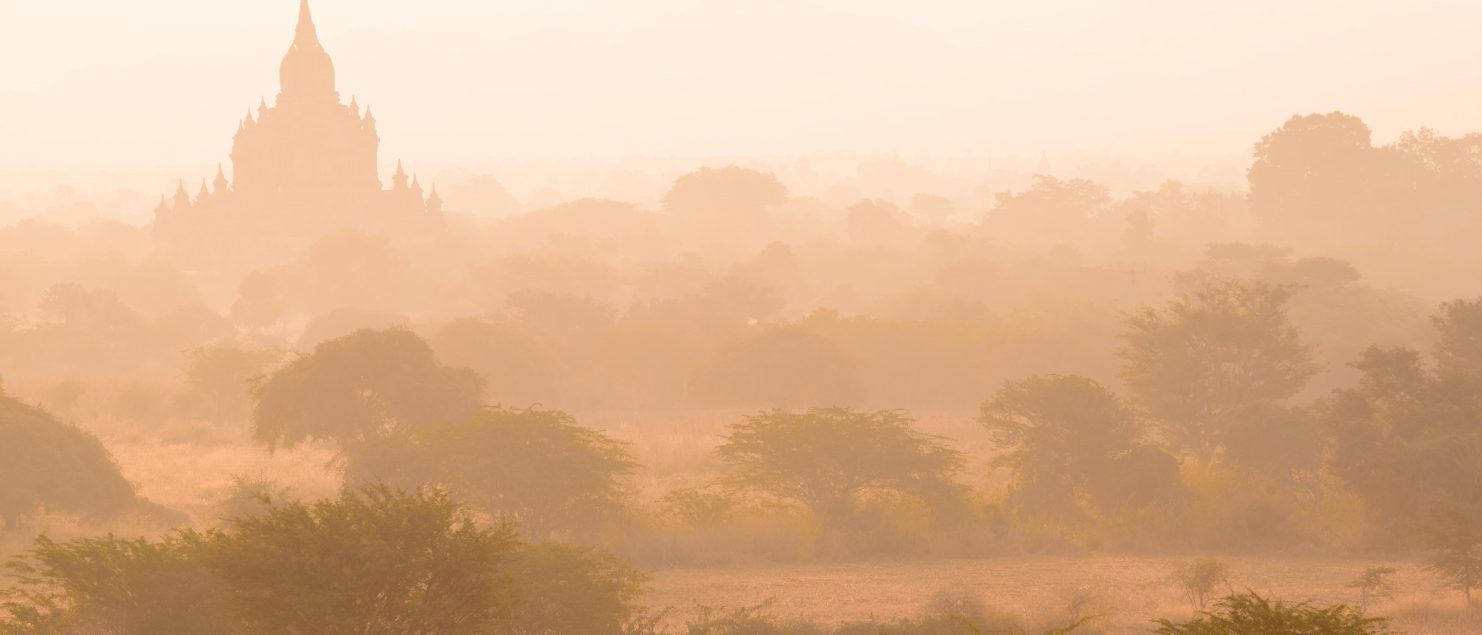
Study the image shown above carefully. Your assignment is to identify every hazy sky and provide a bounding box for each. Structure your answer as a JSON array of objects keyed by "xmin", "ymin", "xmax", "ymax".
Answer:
[{"xmin": 3, "ymin": 0, "xmax": 1481, "ymax": 172}]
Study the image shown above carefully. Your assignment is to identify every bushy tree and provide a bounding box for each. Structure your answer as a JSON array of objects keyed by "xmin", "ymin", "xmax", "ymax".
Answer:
[
  {"xmin": 208, "ymin": 485, "xmax": 521, "ymax": 634},
  {"xmin": 662, "ymin": 166, "xmax": 788, "ymax": 221},
  {"xmin": 250, "ymin": 328, "xmax": 484, "ymax": 452},
  {"xmin": 347, "ymin": 407, "xmax": 637, "ymax": 538},
  {"xmin": 0, "ymin": 393, "xmax": 138, "ymax": 530},
  {"xmin": 1122, "ymin": 277, "xmax": 1316, "ymax": 463},
  {"xmin": 980, "ymin": 374, "xmax": 1178, "ymax": 517},
  {"xmin": 715, "ymin": 408, "xmax": 965, "ymax": 521}
]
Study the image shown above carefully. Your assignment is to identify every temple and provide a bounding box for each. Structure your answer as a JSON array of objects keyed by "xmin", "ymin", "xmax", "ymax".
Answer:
[{"xmin": 154, "ymin": 1, "xmax": 442, "ymax": 268}]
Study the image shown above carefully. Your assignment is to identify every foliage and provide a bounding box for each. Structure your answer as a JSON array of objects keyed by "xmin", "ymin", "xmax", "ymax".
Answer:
[
  {"xmin": 2, "ymin": 486, "xmax": 653, "ymax": 635},
  {"xmin": 207, "ymin": 484, "xmax": 521, "ymax": 634},
  {"xmin": 1172, "ymin": 558, "xmax": 1231, "ymax": 610},
  {"xmin": 214, "ymin": 475, "xmax": 293, "ymax": 523},
  {"xmin": 250, "ymin": 328, "xmax": 485, "ymax": 452},
  {"xmin": 715, "ymin": 408, "xmax": 965, "ymax": 521},
  {"xmin": 1345, "ymin": 567, "xmax": 1396, "ymax": 608},
  {"xmin": 501, "ymin": 542, "xmax": 648, "ymax": 635},
  {"xmin": 1424, "ymin": 502, "xmax": 1482, "ymax": 601},
  {"xmin": 666, "ymin": 595, "xmax": 1093, "ymax": 635},
  {"xmin": 662, "ymin": 166, "xmax": 788, "ymax": 221},
  {"xmin": 1122, "ymin": 276, "xmax": 1316, "ymax": 463},
  {"xmin": 0, "ymin": 394, "xmax": 138, "ymax": 530},
  {"xmin": 179, "ymin": 345, "xmax": 284, "ymax": 424},
  {"xmin": 347, "ymin": 407, "xmax": 637, "ymax": 538},
  {"xmin": 980, "ymin": 375, "xmax": 1179, "ymax": 517},
  {"xmin": 1153, "ymin": 591, "xmax": 1389, "ymax": 634},
  {"xmin": 1325, "ymin": 300, "xmax": 1482, "ymax": 543},
  {"xmin": 0, "ymin": 533, "xmax": 234, "ymax": 635}
]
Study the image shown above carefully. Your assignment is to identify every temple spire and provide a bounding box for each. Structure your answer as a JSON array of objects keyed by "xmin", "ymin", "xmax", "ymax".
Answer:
[
  {"xmin": 296, "ymin": 0, "xmax": 319, "ymax": 46},
  {"xmin": 213, "ymin": 164, "xmax": 230, "ymax": 194},
  {"xmin": 392, "ymin": 160, "xmax": 409, "ymax": 190}
]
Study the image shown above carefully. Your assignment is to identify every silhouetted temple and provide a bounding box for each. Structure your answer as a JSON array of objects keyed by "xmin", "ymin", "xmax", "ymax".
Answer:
[{"xmin": 154, "ymin": 0, "xmax": 441, "ymax": 267}]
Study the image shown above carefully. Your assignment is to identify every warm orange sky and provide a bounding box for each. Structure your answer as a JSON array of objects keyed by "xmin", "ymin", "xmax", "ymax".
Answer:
[{"xmin": 3, "ymin": 0, "xmax": 1481, "ymax": 172}]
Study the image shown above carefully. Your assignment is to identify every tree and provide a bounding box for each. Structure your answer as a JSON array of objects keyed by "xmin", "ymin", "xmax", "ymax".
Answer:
[
  {"xmin": 501, "ymin": 543, "xmax": 647, "ymax": 635},
  {"xmin": 662, "ymin": 166, "xmax": 788, "ymax": 221},
  {"xmin": 208, "ymin": 485, "xmax": 521, "ymax": 634},
  {"xmin": 986, "ymin": 175, "xmax": 1111, "ymax": 245},
  {"xmin": 179, "ymin": 345, "xmax": 284, "ymax": 424},
  {"xmin": 1433, "ymin": 298, "xmax": 1482, "ymax": 397},
  {"xmin": 1122, "ymin": 277, "xmax": 1316, "ymax": 463},
  {"xmin": 1171, "ymin": 558, "xmax": 1232, "ymax": 611},
  {"xmin": 1325, "ymin": 301, "xmax": 1482, "ymax": 541},
  {"xmin": 1424, "ymin": 502, "xmax": 1482, "ymax": 602},
  {"xmin": 714, "ymin": 408, "xmax": 965, "ymax": 520},
  {"xmin": 346, "ymin": 408, "xmax": 637, "ymax": 538},
  {"xmin": 0, "ymin": 393, "xmax": 139, "ymax": 531},
  {"xmin": 1154, "ymin": 591, "xmax": 1389, "ymax": 635},
  {"xmin": 250, "ymin": 328, "xmax": 484, "ymax": 453},
  {"xmin": 1247, "ymin": 112, "xmax": 1398, "ymax": 247},
  {"xmin": 1345, "ymin": 567, "xmax": 1397, "ymax": 609},
  {"xmin": 980, "ymin": 375, "xmax": 1179, "ymax": 516},
  {"xmin": 1, "ymin": 534, "xmax": 233, "ymax": 635}
]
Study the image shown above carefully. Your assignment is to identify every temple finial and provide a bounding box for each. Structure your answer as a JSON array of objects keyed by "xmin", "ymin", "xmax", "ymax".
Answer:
[{"xmin": 295, "ymin": 0, "xmax": 319, "ymax": 46}]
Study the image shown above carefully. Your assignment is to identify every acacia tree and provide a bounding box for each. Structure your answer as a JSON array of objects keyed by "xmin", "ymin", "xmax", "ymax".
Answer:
[
  {"xmin": 346, "ymin": 408, "xmax": 637, "ymax": 538},
  {"xmin": 714, "ymin": 408, "xmax": 965, "ymax": 520},
  {"xmin": 250, "ymin": 328, "xmax": 484, "ymax": 453},
  {"xmin": 980, "ymin": 375, "xmax": 1180, "ymax": 518},
  {"xmin": 1122, "ymin": 277, "xmax": 1316, "ymax": 464}
]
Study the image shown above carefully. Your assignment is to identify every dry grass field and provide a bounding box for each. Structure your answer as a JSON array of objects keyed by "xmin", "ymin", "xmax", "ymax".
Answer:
[
  {"xmin": 8, "ymin": 409, "xmax": 1480, "ymax": 634},
  {"xmin": 644, "ymin": 557, "xmax": 1482, "ymax": 634}
]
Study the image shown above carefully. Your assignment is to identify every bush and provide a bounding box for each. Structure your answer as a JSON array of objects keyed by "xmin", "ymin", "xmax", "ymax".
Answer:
[
  {"xmin": 1153, "ymin": 591, "xmax": 1389, "ymax": 634},
  {"xmin": 347, "ymin": 407, "xmax": 637, "ymax": 538},
  {"xmin": 0, "ymin": 393, "xmax": 139, "ymax": 530},
  {"xmin": 0, "ymin": 533, "xmax": 234, "ymax": 635},
  {"xmin": 1172, "ymin": 558, "xmax": 1231, "ymax": 610},
  {"xmin": 2, "ymin": 485, "xmax": 651, "ymax": 635},
  {"xmin": 502, "ymin": 542, "xmax": 648, "ymax": 635},
  {"xmin": 208, "ymin": 484, "xmax": 521, "ymax": 634}
]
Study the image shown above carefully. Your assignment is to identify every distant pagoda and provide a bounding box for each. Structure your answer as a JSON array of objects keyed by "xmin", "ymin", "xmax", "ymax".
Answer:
[{"xmin": 154, "ymin": 0, "xmax": 442, "ymax": 268}]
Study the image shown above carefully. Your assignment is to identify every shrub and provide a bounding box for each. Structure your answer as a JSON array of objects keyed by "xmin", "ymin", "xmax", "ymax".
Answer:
[
  {"xmin": 0, "ymin": 533, "xmax": 234, "ymax": 635},
  {"xmin": 0, "ymin": 394, "xmax": 139, "ymax": 530},
  {"xmin": 1172, "ymin": 558, "xmax": 1231, "ymax": 610},
  {"xmin": 1153, "ymin": 591, "xmax": 1389, "ymax": 634},
  {"xmin": 347, "ymin": 407, "xmax": 637, "ymax": 538}
]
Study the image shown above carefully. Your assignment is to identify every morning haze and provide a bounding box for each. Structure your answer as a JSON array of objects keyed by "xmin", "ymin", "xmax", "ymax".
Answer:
[{"xmin": 1, "ymin": 1, "xmax": 1480, "ymax": 633}]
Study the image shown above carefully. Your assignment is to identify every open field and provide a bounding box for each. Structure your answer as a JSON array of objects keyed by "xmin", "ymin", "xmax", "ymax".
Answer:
[
  {"xmin": 645, "ymin": 556, "xmax": 1482, "ymax": 634},
  {"xmin": 9, "ymin": 413, "xmax": 1480, "ymax": 634}
]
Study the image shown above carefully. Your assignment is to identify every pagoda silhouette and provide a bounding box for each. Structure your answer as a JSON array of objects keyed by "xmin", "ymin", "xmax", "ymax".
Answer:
[{"xmin": 153, "ymin": 0, "xmax": 442, "ymax": 271}]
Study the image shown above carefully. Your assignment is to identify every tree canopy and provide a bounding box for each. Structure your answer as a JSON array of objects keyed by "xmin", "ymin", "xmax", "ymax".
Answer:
[
  {"xmin": 0, "ymin": 393, "xmax": 138, "ymax": 530},
  {"xmin": 250, "ymin": 328, "xmax": 484, "ymax": 452},
  {"xmin": 715, "ymin": 408, "xmax": 965, "ymax": 520},
  {"xmin": 1122, "ymin": 277, "xmax": 1316, "ymax": 463},
  {"xmin": 347, "ymin": 407, "xmax": 637, "ymax": 538}
]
